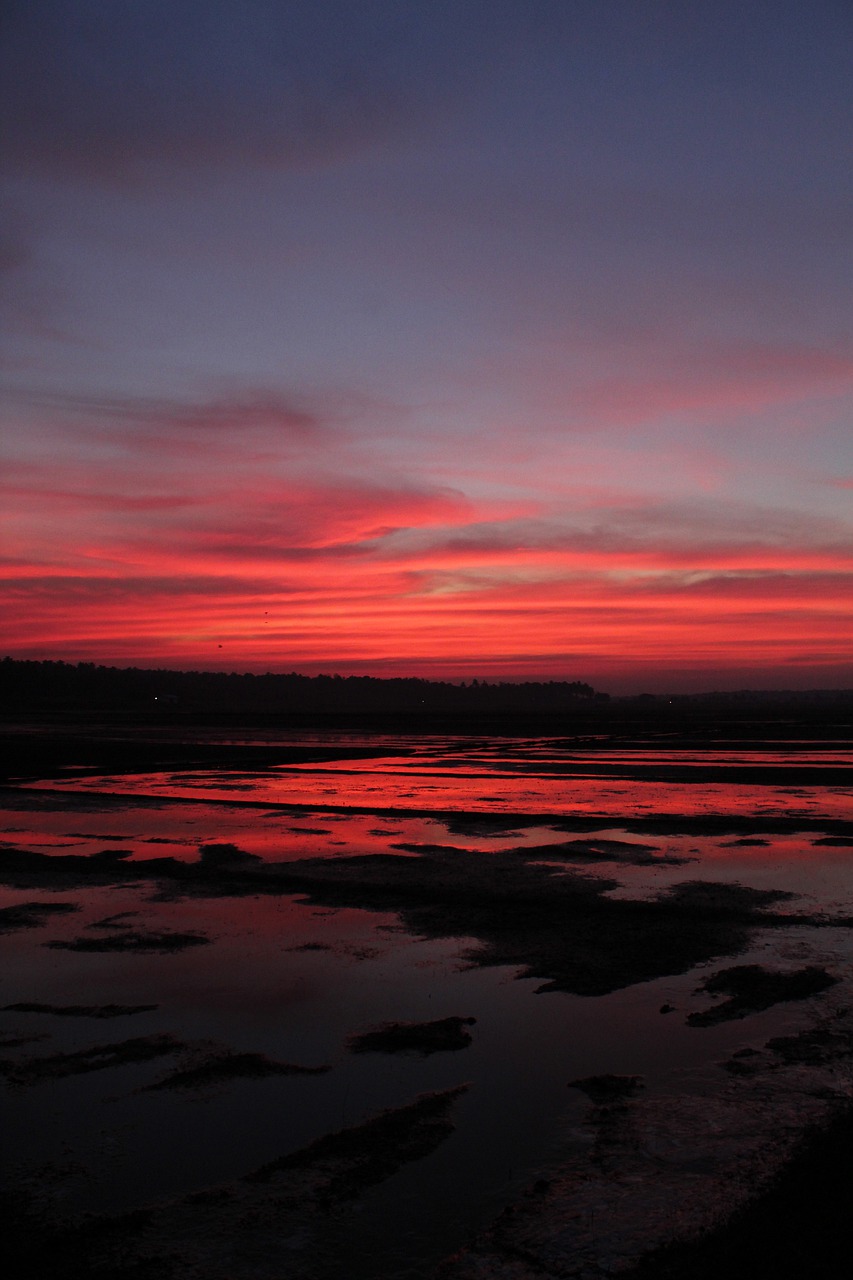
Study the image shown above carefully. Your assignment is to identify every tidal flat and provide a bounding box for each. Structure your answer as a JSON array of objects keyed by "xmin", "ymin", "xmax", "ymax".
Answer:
[{"xmin": 1, "ymin": 720, "xmax": 852, "ymax": 1278}]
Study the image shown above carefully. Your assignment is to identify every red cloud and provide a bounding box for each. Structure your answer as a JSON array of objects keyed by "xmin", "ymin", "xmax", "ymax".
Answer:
[{"xmin": 3, "ymin": 392, "xmax": 851, "ymax": 688}]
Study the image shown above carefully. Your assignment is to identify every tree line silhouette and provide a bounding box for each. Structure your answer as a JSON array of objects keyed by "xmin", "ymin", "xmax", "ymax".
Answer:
[{"xmin": 1, "ymin": 658, "xmax": 601, "ymax": 714}]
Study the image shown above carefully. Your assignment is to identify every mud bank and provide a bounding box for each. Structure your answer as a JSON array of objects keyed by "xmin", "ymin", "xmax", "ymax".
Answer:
[
  {"xmin": 439, "ymin": 1005, "xmax": 853, "ymax": 1279},
  {"xmin": 4, "ymin": 1086, "xmax": 469, "ymax": 1280},
  {"xmin": 2, "ymin": 839, "xmax": 844, "ymax": 997}
]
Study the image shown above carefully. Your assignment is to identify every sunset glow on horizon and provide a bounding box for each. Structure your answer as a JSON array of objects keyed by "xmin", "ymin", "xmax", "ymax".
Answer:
[{"xmin": 2, "ymin": 2, "xmax": 851, "ymax": 694}]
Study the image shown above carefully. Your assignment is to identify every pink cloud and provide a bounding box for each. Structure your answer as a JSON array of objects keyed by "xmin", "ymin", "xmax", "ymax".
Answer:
[
  {"xmin": 569, "ymin": 343, "xmax": 853, "ymax": 428},
  {"xmin": 470, "ymin": 337, "xmax": 853, "ymax": 439}
]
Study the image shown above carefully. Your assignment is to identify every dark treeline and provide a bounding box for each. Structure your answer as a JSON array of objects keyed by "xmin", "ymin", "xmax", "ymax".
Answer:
[{"xmin": 0, "ymin": 657, "xmax": 601, "ymax": 714}]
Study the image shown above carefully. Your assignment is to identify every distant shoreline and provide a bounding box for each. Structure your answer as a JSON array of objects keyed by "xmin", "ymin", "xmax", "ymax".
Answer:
[{"xmin": 2, "ymin": 657, "xmax": 852, "ymax": 735}]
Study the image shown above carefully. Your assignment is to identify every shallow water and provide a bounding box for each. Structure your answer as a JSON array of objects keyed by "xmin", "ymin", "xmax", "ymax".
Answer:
[
  {"xmin": 22, "ymin": 741, "xmax": 853, "ymax": 820},
  {"xmin": 2, "ymin": 733, "xmax": 852, "ymax": 1277}
]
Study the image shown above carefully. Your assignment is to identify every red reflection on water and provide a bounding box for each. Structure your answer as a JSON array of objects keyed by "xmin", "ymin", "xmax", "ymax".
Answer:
[
  {"xmin": 26, "ymin": 752, "xmax": 852, "ymax": 823},
  {"xmin": 0, "ymin": 802, "xmax": 426, "ymax": 863}
]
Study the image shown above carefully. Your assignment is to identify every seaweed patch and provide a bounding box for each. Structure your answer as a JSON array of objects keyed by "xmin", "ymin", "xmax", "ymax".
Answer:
[
  {"xmin": 2, "ymin": 1001, "xmax": 158, "ymax": 1019},
  {"xmin": 45, "ymin": 930, "xmax": 210, "ymax": 953},
  {"xmin": 508, "ymin": 837, "xmax": 689, "ymax": 865},
  {"xmin": 568, "ymin": 1074, "xmax": 645, "ymax": 1105},
  {"xmin": 0, "ymin": 901, "xmax": 78, "ymax": 932},
  {"xmin": 688, "ymin": 965, "xmax": 838, "ymax": 1027},
  {"xmin": 348, "ymin": 1016, "xmax": 476, "ymax": 1056},
  {"xmin": 0, "ymin": 1033, "xmax": 183, "ymax": 1085},
  {"xmin": 143, "ymin": 1049, "xmax": 330, "ymax": 1091},
  {"xmin": 247, "ymin": 1084, "xmax": 470, "ymax": 1200},
  {"xmin": 85, "ymin": 911, "xmax": 139, "ymax": 930},
  {"xmin": 197, "ymin": 843, "xmax": 261, "ymax": 866}
]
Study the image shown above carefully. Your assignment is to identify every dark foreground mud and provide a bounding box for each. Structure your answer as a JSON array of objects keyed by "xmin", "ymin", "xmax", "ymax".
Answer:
[
  {"xmin": 6, "ymin": 838, "xmax": 850, "ymax": 1275},
  {"xmin": 4, "ymin": 1085, "xmax": 469, "ymax": 1280},
  {"xmin": 621, "ymin": 1105, "xmax": 853, "ymax": 1280},
  {"xmin": 440, "ymin": 1005, "xmax": 853, "ymax": 1279},
  {"xmin": 2, "ymin": 720, "xmax": 852, "ymax": 1278}
]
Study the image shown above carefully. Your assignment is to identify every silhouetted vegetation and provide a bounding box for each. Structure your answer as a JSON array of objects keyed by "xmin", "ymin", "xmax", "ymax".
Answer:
[
  {"xmin": 4, "ymin": 659, "xmax": 853, "ymax": 743},
  {"xmin": 0, "ymin": 657, "xmax": 598, "ymax": 714}
]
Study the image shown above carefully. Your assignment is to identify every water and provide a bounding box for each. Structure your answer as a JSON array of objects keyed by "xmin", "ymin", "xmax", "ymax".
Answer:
[{"xmin": 1, "ymin": 733, "xmax": 852, "ymax": 1276}]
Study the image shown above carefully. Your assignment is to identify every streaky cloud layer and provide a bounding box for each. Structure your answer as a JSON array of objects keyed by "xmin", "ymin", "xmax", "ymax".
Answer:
[{"xmin": 1, "ymin": 2, "xmax": 851, "ymax": 691}]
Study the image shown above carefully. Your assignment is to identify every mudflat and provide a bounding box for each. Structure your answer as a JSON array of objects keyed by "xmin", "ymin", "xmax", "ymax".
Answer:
[{"xmin": 1, "ymin": 713, "xmax": 852, "ymax": 1278}]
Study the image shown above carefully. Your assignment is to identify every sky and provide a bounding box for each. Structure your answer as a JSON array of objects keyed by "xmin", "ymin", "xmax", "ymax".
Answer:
[{"xmin": 1, "ymin": 0, "xmax": 851, "ymax": 694}]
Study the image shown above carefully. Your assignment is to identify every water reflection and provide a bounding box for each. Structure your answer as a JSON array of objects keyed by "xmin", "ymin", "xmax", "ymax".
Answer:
[
  {"xmin": 22, "ymin": 735, "xmax": 851, "ymax": 822},
  {"xmin": 1, "ymin": 734, "xmax": 852, "ymax": 1278}
]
